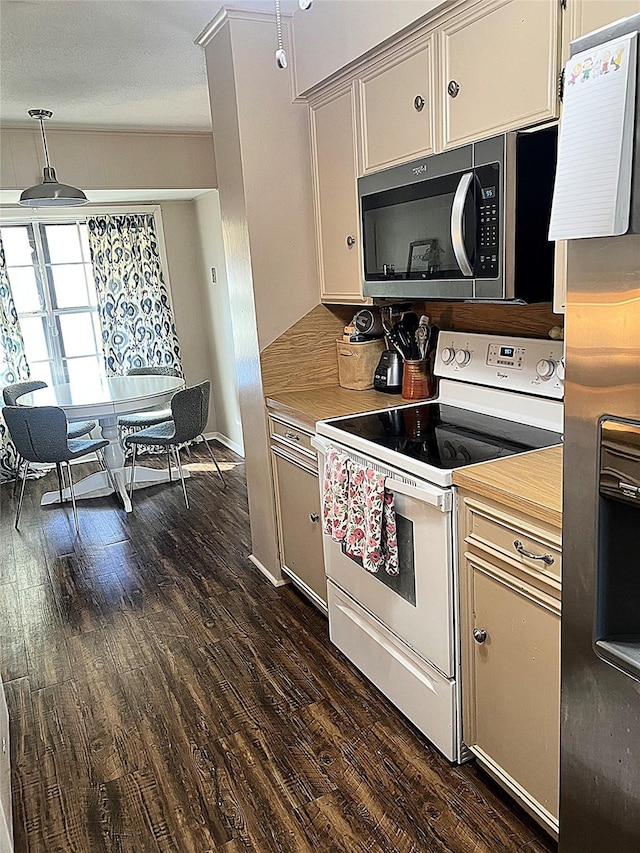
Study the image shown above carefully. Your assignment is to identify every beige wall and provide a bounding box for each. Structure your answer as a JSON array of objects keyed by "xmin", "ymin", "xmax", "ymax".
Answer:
[
  {"xmin": 202, "ymin": 12, "xmax": 320, "ymax": 581},
  {"xmin": 0, "ymin": 127, "xmax": 216, "ymax": 191},
  {"xmin": 156, "ymin": 200, "xmax": 217, "ymax": 434},
  {"xmin": 292, "ymin": 0, "xmax": 445, "ymax": 95},
  {"xmin": 194, "ymin": 191, "xmax": 243, "ymax": 453}
]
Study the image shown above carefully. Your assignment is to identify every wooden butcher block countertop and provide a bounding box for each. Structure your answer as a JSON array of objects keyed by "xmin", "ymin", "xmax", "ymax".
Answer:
[
  {"xmin": 453, "ymin": 445, "xmax": 564, "ymax": 528},
  {"xmin": 266, "ymin": 386, "xmax": 402, "ymax": 430}
]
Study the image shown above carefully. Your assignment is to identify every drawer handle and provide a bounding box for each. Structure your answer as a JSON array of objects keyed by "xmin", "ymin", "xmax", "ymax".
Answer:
[
  {"xmin": 284, "ymin": 431, "xmax": 300, "ymax": 441},
  {"xmin": 473, "ymin": 628, "xmax": 487, "ymax": 644},
  {"xmin": 413, "ymin": 94, "xmax": 425, "ymax": 112},
  {"xmin": 309, "ymin": 512, "xmax": 319, "ymax": 523},
  {"xmin": 513, "ymin": 539, "xmax": 555, "ymax": 566}
]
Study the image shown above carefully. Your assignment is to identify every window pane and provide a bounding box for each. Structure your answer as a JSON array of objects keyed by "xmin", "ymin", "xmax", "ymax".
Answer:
[
  {"xmin": 85, "ymin": 264, "xmax": 98, "ymax": 305},
  {"xmin": 66, "ymin": 356, "xmax": 101, "ymax": 387},
  {"xmin": 51, "ymin": 264, "xmax": 89, "ymax": 308},
  {"xmin": 45, "ymin": 224, "xmax": 82, "ymax": 263},
  {"xmin": 58, "ymin": 312, "xmax": 98, "ymax": 357},
  {"xmin": 79, "ymin": 224, "xmax": 92, "ymax": 262},
  {"xmin": 28, "ymin": 361, "xmax": 53, "ymax": 387},
  {"xmin": 0, "ymin": 226, "xmax": 35, "ymax": 266},
  {"xmin": 7, "ymin": 266, "xmax": 44, "ymax": 313},
  {"xmin": 19, "ymin": 316, "xmax": 49, "ymax": 362}
]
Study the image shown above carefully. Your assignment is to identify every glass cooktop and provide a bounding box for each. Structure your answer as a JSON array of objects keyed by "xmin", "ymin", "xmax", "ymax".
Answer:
[{"xmin": 328, "ymin": 402, "xmax": 561, "ymax": 470}]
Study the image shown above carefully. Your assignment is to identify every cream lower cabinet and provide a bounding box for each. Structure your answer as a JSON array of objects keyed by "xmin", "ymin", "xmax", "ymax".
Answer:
[
  {"xmin": 269, "ymin": 414, "xmax": 327, "ymax": 612},
  {"xmin": 310, "ymin": 84, "xmax": 368, "ymax": 305},
  {"xmin": 459, "ymin": 491, "xmax": 561, "ymax": 837},
  {"xmin": 440, "ymin": 0, "xmax": 561, "ymax": 150},
  {"xmin": 359, "ymin": 38, "xmax": 436, "ymax": 174}
]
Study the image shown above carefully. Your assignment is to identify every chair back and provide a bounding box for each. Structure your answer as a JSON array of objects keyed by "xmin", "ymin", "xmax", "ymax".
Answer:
[
  {"xmin": 3, "ymin": 406, "xmax": 72, "ymax": 464},
  {"xmin": 170, "ymin": 381, "xmax": 210, "ymax": 445},
  {"xmin": 2, "ymin": 380, "xmax": 47, "ymax": 406},
  {"xmin": 127, "ymin": 366, "xmax": 180, "ymax": 378}
]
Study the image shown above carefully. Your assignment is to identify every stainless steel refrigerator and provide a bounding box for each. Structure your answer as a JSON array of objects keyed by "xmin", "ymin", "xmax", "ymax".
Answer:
[{"xmin": 560, "ymin": 15, "xmax": 640, "ymax": 852}]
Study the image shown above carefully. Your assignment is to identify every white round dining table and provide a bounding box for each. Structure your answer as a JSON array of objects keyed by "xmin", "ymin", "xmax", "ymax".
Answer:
[{"xmin": 18, "ymin": 373, "xmax": 185, "ymax": 513}]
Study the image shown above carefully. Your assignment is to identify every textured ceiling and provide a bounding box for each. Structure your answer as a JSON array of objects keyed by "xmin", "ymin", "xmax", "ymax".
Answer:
[{"xmin": 0, "ymin": 0, "xmax": 295, "ymax": 131}]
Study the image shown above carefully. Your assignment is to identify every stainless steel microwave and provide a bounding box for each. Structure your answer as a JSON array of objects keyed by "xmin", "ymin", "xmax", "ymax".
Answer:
[{"xmin": 358, "ymin": 128, "xmax": 557, "ymax": 302}]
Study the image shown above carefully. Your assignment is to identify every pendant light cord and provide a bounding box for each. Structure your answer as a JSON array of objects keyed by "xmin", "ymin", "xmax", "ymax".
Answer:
[{"xmin": 38, "ymin": 116, "xmax": 51, "ymax": 170}]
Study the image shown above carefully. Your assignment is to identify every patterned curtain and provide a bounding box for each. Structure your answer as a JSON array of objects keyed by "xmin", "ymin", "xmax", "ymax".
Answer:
[
  {"xmin": 0, "ymin": 235, "xmax": 30, "ymax": 482},
  {"xmin": 86, "ymin": 214, "xmax": 183, "ymax": 377}
]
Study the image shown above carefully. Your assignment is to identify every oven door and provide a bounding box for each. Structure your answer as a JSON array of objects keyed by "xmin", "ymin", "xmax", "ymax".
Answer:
[{"xmin": 316, "ymin": 441, "xmax": 455, "ymax": 677}]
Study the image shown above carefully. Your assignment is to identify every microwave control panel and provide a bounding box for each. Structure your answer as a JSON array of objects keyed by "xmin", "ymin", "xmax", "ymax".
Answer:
[
  {"xmin": 435, "ymin": 332, "xmax": 564, "ymax": 399},
  {"xmin": 477, "ymin": 182, "xmax": 499, "ymax": 276}
]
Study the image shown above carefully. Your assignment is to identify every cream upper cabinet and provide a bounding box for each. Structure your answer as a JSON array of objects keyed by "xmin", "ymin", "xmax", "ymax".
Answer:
[
  {"xmin": 310, "ymin": 84, "xmax": 368, "ymax": 305},
  {"xmin": 358, "ymin": 38, "xmax": 436, "ymax": 174},
  {"xmin": 439, "ymin": 0, "xmax": 562, "ymax": 150},
  {"xmin": 567, "ymin": 0, "xmax": 640, "ymax": 49}
]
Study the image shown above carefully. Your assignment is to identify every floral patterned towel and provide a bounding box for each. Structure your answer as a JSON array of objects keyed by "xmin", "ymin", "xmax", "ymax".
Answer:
[
  {"xmin": 322, "ymin": 448, "xmax": 349, "ymax": 542},
  {"xmin": 345, "ymin": 462, "xmax": 398, "ymax": 576}
]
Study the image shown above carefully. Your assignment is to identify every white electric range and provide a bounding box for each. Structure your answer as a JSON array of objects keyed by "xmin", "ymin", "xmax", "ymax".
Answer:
[{"xmin": 313, "ymin": 332, "xmax": 564, "ymax": 763}]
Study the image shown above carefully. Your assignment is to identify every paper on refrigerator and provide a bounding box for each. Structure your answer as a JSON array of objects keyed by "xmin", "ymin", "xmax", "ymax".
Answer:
[{"xmin": 549, "ymin": 31, "xmax": 638, "ymax": 240}]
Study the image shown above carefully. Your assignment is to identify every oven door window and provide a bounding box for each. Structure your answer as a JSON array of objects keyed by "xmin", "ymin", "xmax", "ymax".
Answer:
[{"xmin": 342, "ymin": 513, "xmax": 416, "ymax": 606}]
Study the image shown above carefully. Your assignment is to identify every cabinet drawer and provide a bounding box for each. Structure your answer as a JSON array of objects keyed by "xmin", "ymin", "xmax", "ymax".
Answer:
[
  {"xmin": 269, "ymin": 416, "xmax": 316, "ymax": 461},
  {"xmin": 464, "ymin": 497, "xmax": 561, "ymax": 586}
]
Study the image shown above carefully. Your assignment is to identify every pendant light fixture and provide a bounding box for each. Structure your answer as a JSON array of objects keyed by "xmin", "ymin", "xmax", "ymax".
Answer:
[{"xmin": 19, "ymin": 109, "xmax": 88, "ymax": 207}]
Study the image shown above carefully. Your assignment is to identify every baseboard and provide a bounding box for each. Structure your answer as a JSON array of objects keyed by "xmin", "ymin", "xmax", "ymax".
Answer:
[
  {"xmin": 248, "ymin": 554, "xmax": 289, "ymax": 588},
  {"xmin": 204, "ymin": 431, "xmax": 245, "ymax": 458}
]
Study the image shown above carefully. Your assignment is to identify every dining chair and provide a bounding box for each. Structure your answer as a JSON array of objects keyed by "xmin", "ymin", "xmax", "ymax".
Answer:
[
  {"xmin": 118, "ymin": 366, "xmax": 180, "ymax": 432},
  {"xmin": 3, "ymin": 380, "xmax": 98, "ymax": 496},
  {"xmin": 125, "ymin": 380, "xmax": 225, "ymax": 509},
  {"xmin": 3, "ymin": 405, "xmax": 109, "ymax": 535}
]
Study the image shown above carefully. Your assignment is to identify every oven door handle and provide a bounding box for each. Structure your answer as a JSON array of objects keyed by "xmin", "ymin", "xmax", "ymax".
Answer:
[
  {"xmin": 385, "ymin": 478, "xmax": 452, "ymax": 513},
  {"xmin": 450, "ymin": 171, "xmax": 474, "ymax": 277}
]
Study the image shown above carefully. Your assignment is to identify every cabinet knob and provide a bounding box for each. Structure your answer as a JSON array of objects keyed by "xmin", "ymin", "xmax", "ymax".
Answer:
[
  {"xmin": 473, "ymin": 627, "xmax": 487, "ymax": 644},
  {"xmin": 413, "ymin": 94, "xmax": 425, "ymax": 112},
  {"xmin": 309, "ymin": 512, "xmax": 319, "ymax": 523},
  {"xmin": 346, "ymin": 235, "xmax": 356, "ymax": 247},
  {"xmin": 447, "ymin": 80, "xmax": 460, "ymax": 98}
]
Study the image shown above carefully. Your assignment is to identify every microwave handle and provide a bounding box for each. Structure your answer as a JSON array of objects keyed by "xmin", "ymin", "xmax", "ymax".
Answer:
[{"xmin": 451, "ymin": 171, "xmax": 474, "ymax": 277}]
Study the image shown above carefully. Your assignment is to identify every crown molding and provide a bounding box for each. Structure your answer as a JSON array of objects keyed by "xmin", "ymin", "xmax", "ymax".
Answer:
[{"xmin": 195, "ymin": 5, "xmax": 292, "ymax": 47}]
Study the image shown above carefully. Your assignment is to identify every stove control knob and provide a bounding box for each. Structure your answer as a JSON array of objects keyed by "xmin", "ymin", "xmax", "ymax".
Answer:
[
  {"xmin": 536, "ymin": 358, "xmax": 556, "ymax": 379},
  {"xmin": 455, "ymin": 348, "xmax": 471, "ymax": 366},
  {"xmin": 441, "ymin": 347, "xmax": 455, "ymax": 364},
  {"xmin": 556, "ymin": 357, "xmax": 565, "ymax": 381}
]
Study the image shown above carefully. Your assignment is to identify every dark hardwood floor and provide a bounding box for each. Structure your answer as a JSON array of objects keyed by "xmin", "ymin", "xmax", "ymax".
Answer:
[{"xmin": 0, "ymin": 445, "xmax": 557, "ymax": 852}]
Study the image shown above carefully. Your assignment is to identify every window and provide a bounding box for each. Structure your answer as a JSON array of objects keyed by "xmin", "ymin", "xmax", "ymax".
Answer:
[{"xmin": 1, "ymin": 221, "xmax": 103, "ymax": 387}]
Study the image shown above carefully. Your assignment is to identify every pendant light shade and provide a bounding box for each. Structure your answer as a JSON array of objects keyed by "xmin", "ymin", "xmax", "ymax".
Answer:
[{"xmin": 19, "ymin": 109, "xmax": 88, "ymax": 207}]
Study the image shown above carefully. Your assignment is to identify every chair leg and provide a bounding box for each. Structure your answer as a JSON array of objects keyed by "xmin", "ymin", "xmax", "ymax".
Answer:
[
  {"xmin": 12, "ymin": 455, "xmax": 23, "ymax": 498},
  {"xmin": 101, "ymin": 450, "xmax": 116, "ymax": 492},
  {"xmin": 174, "ymin": 445, "xmax": 189, "ymax": 509},
  {"xmin": 200, "ymin": 435, "xmax": 226, "ymax": 488},
  {"xmin": 65, "ymin": 462, "xmax": 80, "ymax": 536},
  {"xmin": 15, "ymin": 461, "xmax": 29, "ymax": 530},
  {"xmin": 184, "ymin": 442, "xmax": 192, "ymax": 460},
  {"xmin": 167, "ymin": 448, "xmax": 172, "ymax": 483},
  {"xmin": 129, "ymin": 444, "xmax": 138, "ymax": 502},
  {"xmin": 55, "ymin": 462, "xmax": 64, "ymax": 503}
]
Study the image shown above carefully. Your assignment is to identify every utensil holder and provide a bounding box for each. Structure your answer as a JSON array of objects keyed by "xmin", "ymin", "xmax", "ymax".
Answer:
[{"xmin": 401, "ymin": 359, "xmax": 433, "ymax": 400}]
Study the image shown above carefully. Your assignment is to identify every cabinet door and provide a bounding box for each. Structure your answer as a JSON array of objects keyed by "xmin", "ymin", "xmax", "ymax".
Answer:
[
  {"xmin": 466, "ymin": 559, "xmax": 560, "ymax": 824},
  {"xmin": 272, "ymin": 450, "xmax": 327, "ymax": 608},
  {"xmin": 310, "ymin": 85, "xmax": 367, "ymax": 304},
  {"xmin": 570, "ymin": 0, "xmax": 640, "ymax": 41},
  {"xmin": 360, "ymin": 39, "xmax": 436, "ymax": 174},
  {"xmin": 440, "ymin": 0, "xmax": 561, "ymax": 150}
]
